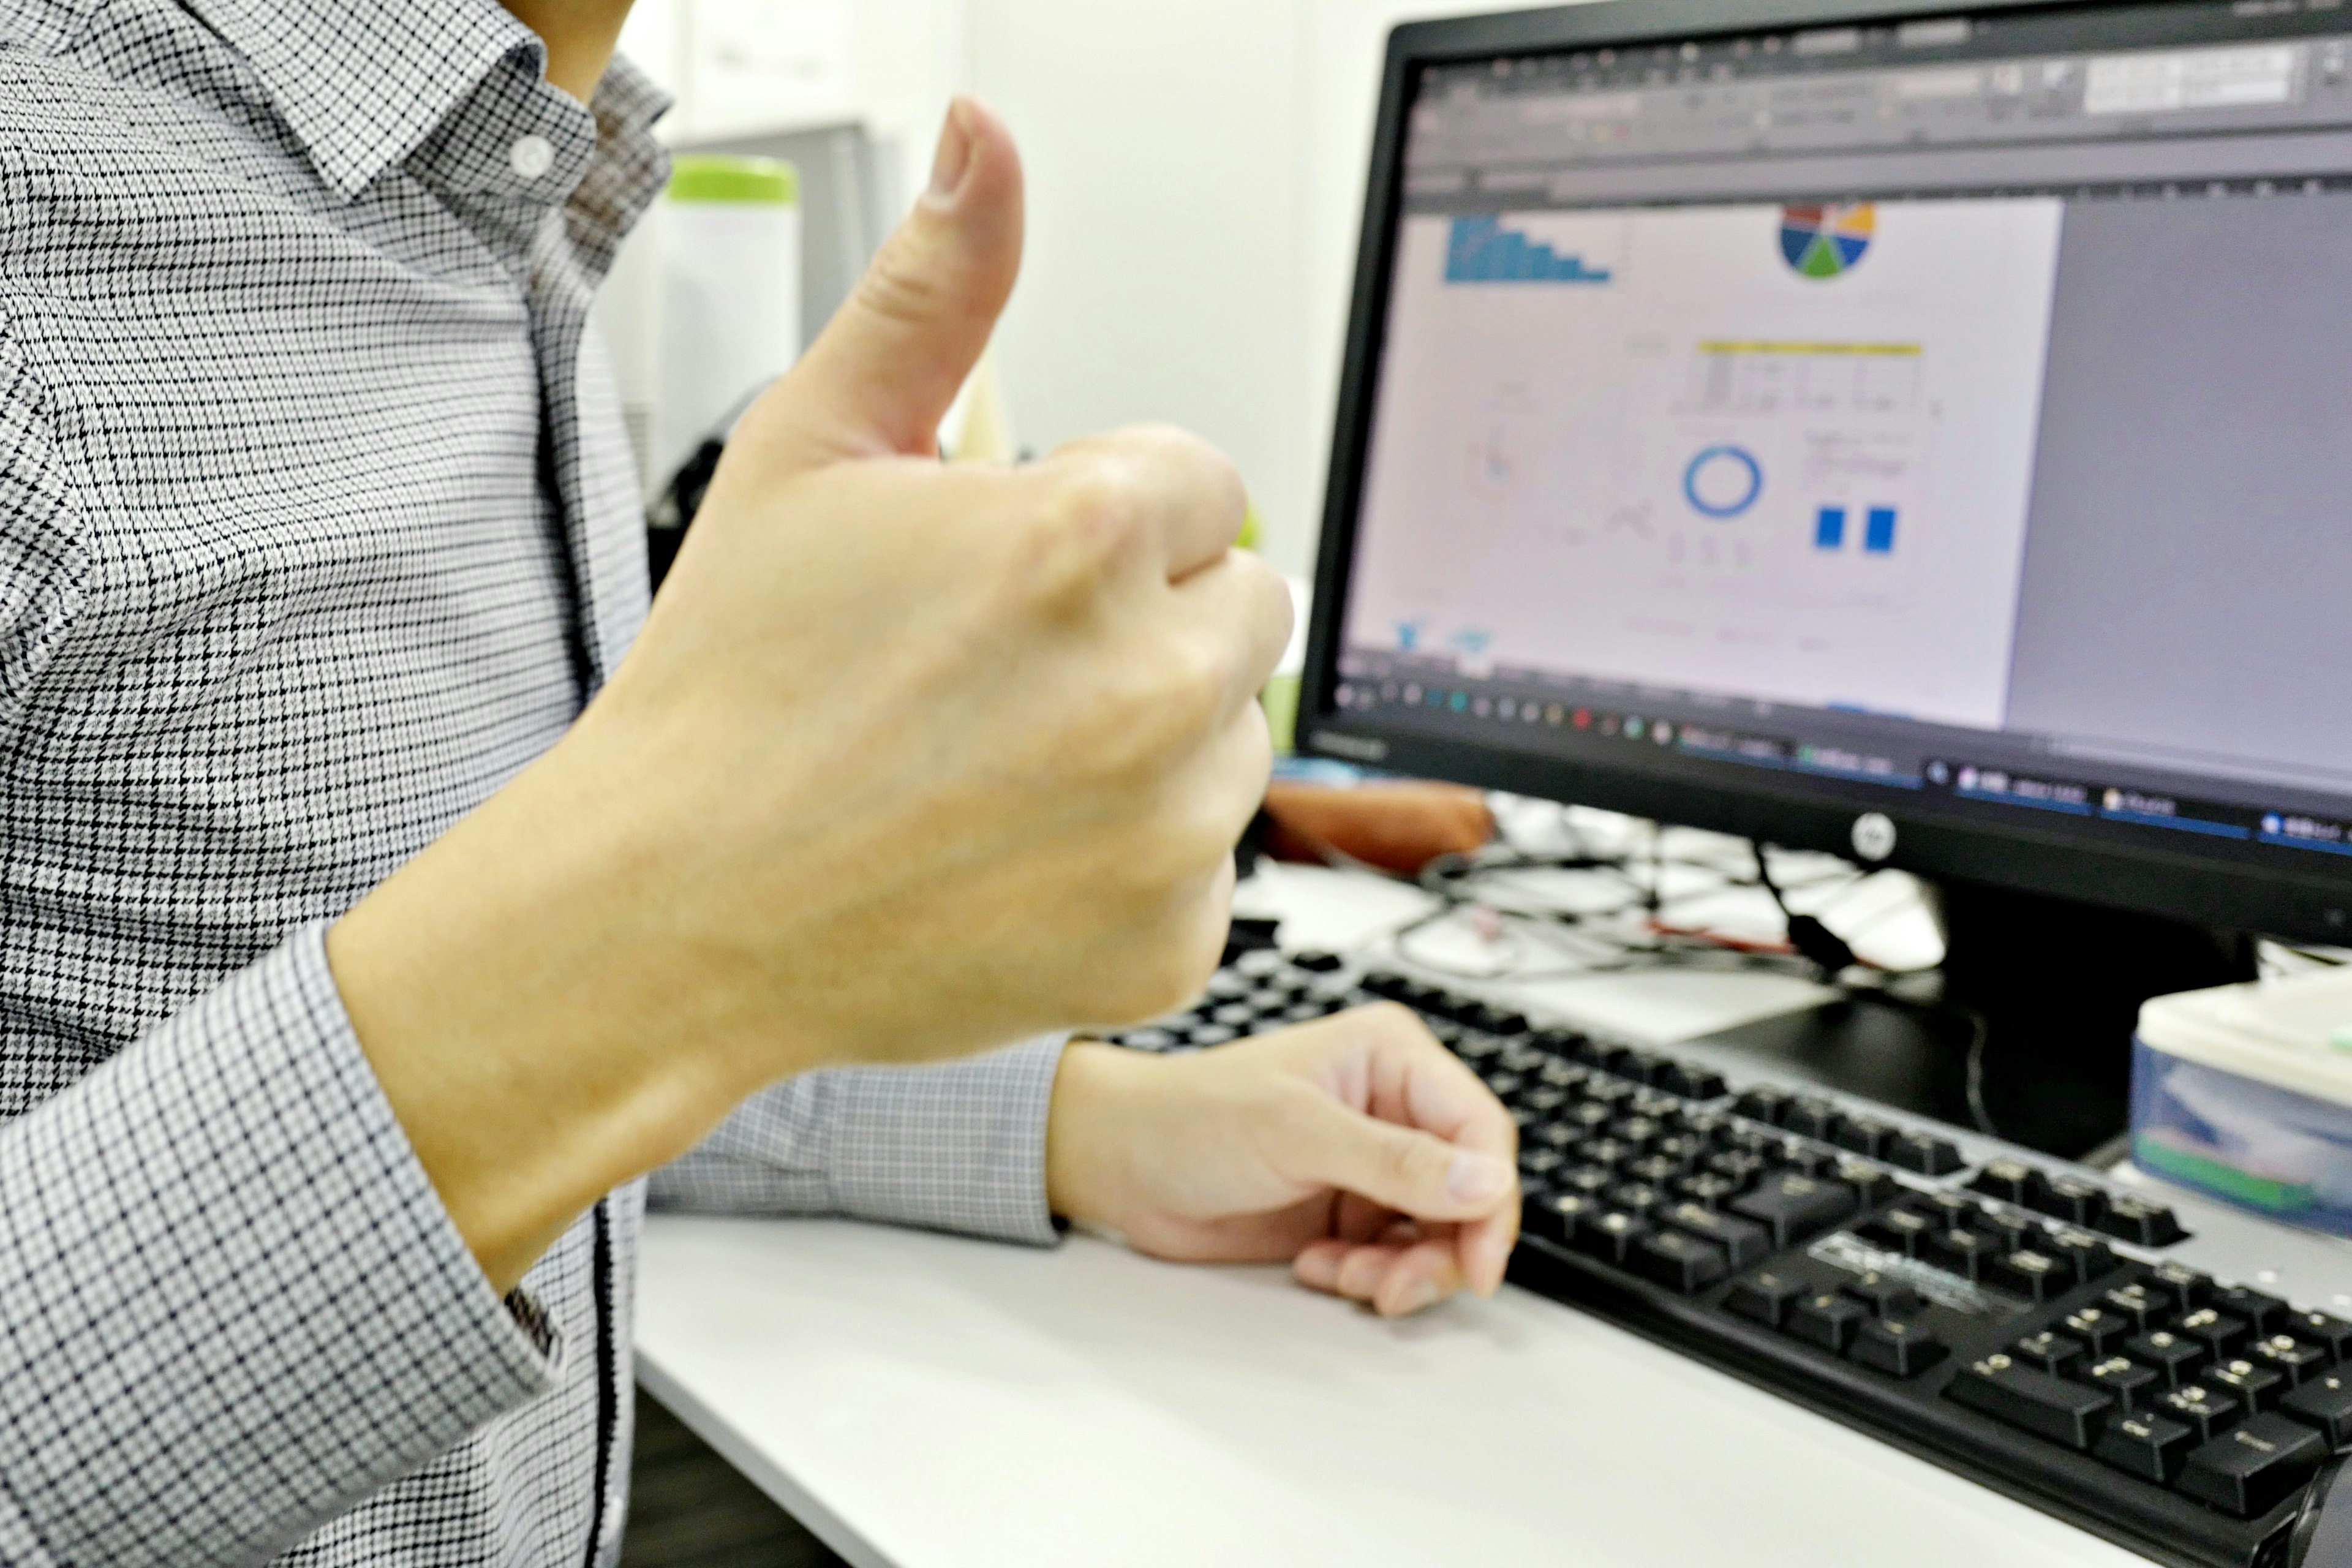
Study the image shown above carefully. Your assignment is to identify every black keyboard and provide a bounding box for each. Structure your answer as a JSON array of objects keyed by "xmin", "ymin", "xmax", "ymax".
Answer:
[{"xmin": 1105, "ymin": 948, "xmax": 2352, "ymax": 1568}]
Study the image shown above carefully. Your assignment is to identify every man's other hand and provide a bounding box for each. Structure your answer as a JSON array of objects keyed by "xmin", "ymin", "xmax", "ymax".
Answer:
[{"xmin": 1045, "ymin": 1006, "xmax": 1521, "ymax": 1317}]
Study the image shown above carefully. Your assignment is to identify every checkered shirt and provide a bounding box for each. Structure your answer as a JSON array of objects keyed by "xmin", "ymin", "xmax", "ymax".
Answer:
[{"xmin": 0, "ymin": 2, "xmax": 1065, "ymax": 1564}]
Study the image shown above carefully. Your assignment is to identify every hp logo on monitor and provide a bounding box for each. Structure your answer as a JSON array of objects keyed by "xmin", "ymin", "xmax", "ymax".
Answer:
[{"xmin": 1851, "ymin": 813, "xmax": 1898, "ymax": 864}]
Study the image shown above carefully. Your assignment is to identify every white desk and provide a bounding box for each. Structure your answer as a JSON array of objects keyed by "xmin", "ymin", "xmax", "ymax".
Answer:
[{"xmin": 633, "ymin": 857, "xmax": 2154, "ymax": 1567}]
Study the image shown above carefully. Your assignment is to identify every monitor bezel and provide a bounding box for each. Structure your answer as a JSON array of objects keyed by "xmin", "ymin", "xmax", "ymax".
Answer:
[{"xmin": 1299, "ymin": 0, "xmax": 2352, "ymax": 944}]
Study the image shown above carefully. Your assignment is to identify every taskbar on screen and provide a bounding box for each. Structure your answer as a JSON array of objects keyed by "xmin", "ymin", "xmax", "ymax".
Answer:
[{"xmin": 1328, "ymin": 657, "xmax": 2352, "ymax": 864}]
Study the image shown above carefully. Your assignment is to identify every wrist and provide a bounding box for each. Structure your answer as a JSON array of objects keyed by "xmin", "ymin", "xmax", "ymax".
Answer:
[{"xmin": 1045, "ymin": 1041, "xmax": 1166, "ymax": 1231}]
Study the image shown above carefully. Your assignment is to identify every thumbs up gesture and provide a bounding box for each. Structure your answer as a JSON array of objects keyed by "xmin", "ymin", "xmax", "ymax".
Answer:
[
  {"xmin": 333, "ymin": 103, "xmax": 1291, "ymax": 1272},
  {"xmin": 614, "ymin": 96, "xmax": 1290, "ymax": 1068}
]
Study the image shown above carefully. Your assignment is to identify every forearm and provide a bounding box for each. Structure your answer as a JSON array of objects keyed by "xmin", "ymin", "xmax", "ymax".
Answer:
[
  {"xmin": 326, "ymin": 720, "xmax": 800, "ymax": 1293},
  {"xmin": 0, "ymin": 929, "xmax": 557, "ymax": 1568}
]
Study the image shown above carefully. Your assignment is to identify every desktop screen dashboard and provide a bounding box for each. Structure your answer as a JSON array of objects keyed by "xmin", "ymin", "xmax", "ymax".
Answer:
[{"xmin": 1324, "ymin": 1, "xmax": 2352, "ymax": 888}]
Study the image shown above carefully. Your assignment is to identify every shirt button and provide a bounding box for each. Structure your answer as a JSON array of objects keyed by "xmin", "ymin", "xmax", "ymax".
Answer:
[{"xmin": 508, "ymin": 135, "xmax": 556, "ymax": 179}]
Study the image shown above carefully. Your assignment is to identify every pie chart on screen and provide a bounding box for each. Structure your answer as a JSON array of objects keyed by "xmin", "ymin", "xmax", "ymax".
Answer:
[{"xmin": 1780, "ymin": 202, "xmax": 1875, "ymax": 279}]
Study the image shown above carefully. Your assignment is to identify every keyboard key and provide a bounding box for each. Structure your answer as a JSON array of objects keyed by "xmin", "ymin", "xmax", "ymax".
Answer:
[
  {"xmin": 1789, "ymin": 1291, "xmax": 1872, "ymax": 1354},
  {"xmin": 1706, "ymin": 1150, "xmax": 1770, "ymax": 1186},
  {"xmin": 1773, "ymin": 1141, "xmax": 1835, "ymax": 1177},
  {"xmin": 2085, "ymin": 1355, "xmax": 2162, "ymax": 1414},
  {"xmin": 2176, "ymin": 1413, "xmax": 2329, "ymax": 1518},
  {"xmin": 2248, "ymin": 1336, "xmax": 2332, "ymax": 1387},
  {"xmin": 1537, "ymin": 1058, "xmax": 1591, "ymax": 1091},
  {"xmin": 1291, "ymin": 951, "xmax": 1344, "ymax": 972},
  {"xmin": 2208, "ymin": 1358, "xmax": 2286, "ymax": 1413},
  {"xmin": 2013, "ymin": 1331, "xmax": 2089, "ymax": 1379},
  {"xmin": 1970, "ymin": 1158, "xmax": 2042, "ymax": 1204},
  {"xmin": 1977, "ymin": 1207, "xmax": 2040, "ymax": 1250},
  {"xmin": 1924, "ymin": 1228, "xmax": 2000, "ymax": 1283},
  {"xmin": 2094, "ymin": 1412, "xmax": 2196, "ymax": 1484},
  {"xmin": 1580, "ymin": 1138, "xmax": 1635, "ymax": 1169},
  {"xmin": 2095, "ymin": 1195, "xmax": 2188, "ymax": 1248},
  {"xmin": 1658, "ymin": 1063, "xmax": 1729, "ymax": 1101},
  {"xmin": 2044, "ymin": 1229, "xmax": 2123, "ymax": 1283},
  {"xmin": 1534, "ymin": 1121, "xmax": 1583, "ymax": 1153},
  {"xmin": 2147, "ymin": 1262, "xmax": 2214, "ymax": 1311},
  {"xmin": 1610, "ymin": 1115, "xmax": 1664, "ymax": 1148},
  {"xmin": 1574, "ymin": 1210, "xmax": 1653, "ymax": 1267},
  {"xmin": 1782, "ymin": 1098, "xmax": 1839, "ymax": 1140},
  {"xmin": 1725, "ymin": 1267, "xmax": 1807, "ymax": 1329},
  {"xmin": 1664, "ymin": 1203, "xmax": 1771, "ymax": 1270},
  {"xmin": 2062, "ymin": 1307, "xmax": 2132, "ymax": 1357},
  {"xmin": 1859, "ymin": 1205, "xmax": 1939, "ymax": 1259},
  {"xmin": 1887, "ymin": 1131, "xmax": 1966, "ymax": 1176},
  {"xmin": 1520, "ymin": 1087, "xmax": 1570, "ymax": 1118},
  {"xmin": 1633, "ymin": 1229, "xmax": 1732, "ymax": 1293},
  {"xmin": 1731, "ymin": 1172, "xmax": 1858, "ymax": 1248},
  {"xmin": 2155, "ymin": 1384, "xmax": 2241, "ymax": 1444},
  {"xmin": 2282, "ymin": 1371, "xmax": 2352, "ymax": 1447},
  {"xmin": 1519, "ymin": 1146, "xmax": 1568, "ymax": 1178},
  {"xmin": 1527, "ymin": 1191, "xmax": 1593, "ymax": 1245},
  {"xmin": 2286, "ymin": 1310, "xmax": 2352, "ymax": 1362},
  {"xmin": 1841, "ymin": 1271, "xmax": 1923, "ymax": 1319},
  {"xmin": 1650, "ymin": 1134, "xmax": 1707, "ymax": 1168},
  {"xmin": 1926, "ymin": 1191, "xmax": 1991, "ymax": 1230},
  {"xmin": 1830, "ymin": 1156, "xmax": 1896, "ymax": 1205},
  {"xmin": 1831, "ymin": 1115, "xmax": 1894, "ymax": 1158},
  {"xmin": 2177, "ymin": 1308, "xmax": 2253, "ymax": 1357},
  {"xmin": 1852, "ymin": 1318, "xmax": 1948, "ymax": 1378},
  {"xmin": 1949, "ymin": 1355, "xmax": 2114, "ymax": 1449},
  {"xmin": 2101, "ymin": 1283, "xmax": 2176, "ymax": 1332},
  {"xmin": 2027, "ymin": 1174, "xmax": 2107, "ymax": 1227},
  {"xmin": 1734, "ymin": 1086, "xmax": 1793, "ymax": 1125},
  {"xmin": 1607, "ymin": 1182, "xmax": 1669, "ymax": 1218},
  {"xmin": 1624, "ymin": 1156, "xmax": 1689, "ymax": 1188},
  {"xmin": 2210, "ymin": 1286, "xmax": 2290, "ymax": 1337},
  {"xmin": 2127, "ymin": 1330, "xmax": 2211, "ymax": 1390},
  {"xmin": 1559, "ymin": 1164, "xmax": 1615, "ymax": 1197},
  {"xmin": 1991, "ymin": 1249, "xmax": 2069, "ymax": 1303},
  {"xmin": 1674, "ymin": 1173, "xmax": 1747, "ymax": 1210},
  {"xmin": 1681, "ymin": 1110, "xmax": 1734, "ymax": 1144}
]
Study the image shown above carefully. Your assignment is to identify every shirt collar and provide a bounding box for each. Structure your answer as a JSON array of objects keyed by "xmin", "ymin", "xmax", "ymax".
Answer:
[{"xmin": 177, "ymin": 0, "xmax": 547, "ymax": 198}]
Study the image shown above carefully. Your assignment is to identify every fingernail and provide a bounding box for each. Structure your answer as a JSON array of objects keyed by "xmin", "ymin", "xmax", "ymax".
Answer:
[
  {"xmin": 925, "ymin": 99, "xmax": 976, "ymax": 208},
  {"xmin": 1395, "ymin": 1278, "xmax": 1442, "ymax": 1316},
  {"xmin": 1446, "ymin": 1153, "xmax": 1512, "ymax": 1205}
]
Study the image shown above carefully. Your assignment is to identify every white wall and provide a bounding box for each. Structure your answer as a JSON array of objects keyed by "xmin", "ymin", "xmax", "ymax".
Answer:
[{"xmin": 614, "ymin": 0, "xmax": 1564, "ymax": 576}]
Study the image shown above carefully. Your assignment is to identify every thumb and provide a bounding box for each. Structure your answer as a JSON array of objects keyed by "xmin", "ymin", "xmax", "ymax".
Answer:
[
  {"xmin": 734, "ymin": 97, "xmax": 1024, "ymax": 472},
  {"xmin": 1281, "ymin": 1091, "xmax": 1517, "ymax": 1223}
]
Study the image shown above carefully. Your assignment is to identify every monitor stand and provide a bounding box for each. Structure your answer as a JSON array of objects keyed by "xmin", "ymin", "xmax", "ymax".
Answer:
[{"xmin": 1694, "ymin": 879, "xmax": 2255, "ymax": 1161}]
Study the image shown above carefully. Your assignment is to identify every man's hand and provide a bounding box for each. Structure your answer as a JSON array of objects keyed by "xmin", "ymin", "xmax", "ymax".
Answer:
[
  {"xmin": 328, "ymin": 100, "xmax": 1291, "ymax": 1289},
  {"xmin": 1045, "ymin": 1006, "xmax": 1521, "ymax": 1317}
]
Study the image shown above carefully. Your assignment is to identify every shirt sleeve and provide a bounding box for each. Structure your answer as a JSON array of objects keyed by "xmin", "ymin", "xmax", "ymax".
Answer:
[
  {"xmin": 649, "ymin": 1035, "xmax": 1068, "ymax": 1247},
  {"xmin": 0, "ymin": 927, "xmax": 562, "ymax": 1568}
]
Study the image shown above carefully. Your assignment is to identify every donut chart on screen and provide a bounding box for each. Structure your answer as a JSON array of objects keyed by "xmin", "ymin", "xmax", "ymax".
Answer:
[{"xmin": 1780, "ymin": 202, "xmax": 1876, "ymax": 279}]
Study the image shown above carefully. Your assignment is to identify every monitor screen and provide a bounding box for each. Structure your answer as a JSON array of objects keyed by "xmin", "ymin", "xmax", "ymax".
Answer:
[{"xmin": 1308, "ymin": 0, "xmax": 2352, "ymax": 933}]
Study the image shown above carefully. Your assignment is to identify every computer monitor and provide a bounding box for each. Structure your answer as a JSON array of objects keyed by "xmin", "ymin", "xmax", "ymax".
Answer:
[{"xmin": 1302, "ymin": 0, "xmax": 2352, "ymax": 975}]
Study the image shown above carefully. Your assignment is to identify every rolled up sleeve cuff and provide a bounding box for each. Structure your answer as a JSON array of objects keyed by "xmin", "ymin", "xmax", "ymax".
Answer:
[{"xmin": 0, "ymin": 922, "xmax": 557, "ymax": 1567}]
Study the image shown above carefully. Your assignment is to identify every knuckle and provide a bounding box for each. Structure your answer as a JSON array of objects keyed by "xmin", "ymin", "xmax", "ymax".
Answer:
[
  {"xmin": 1005, "ymin": 455, "xmax": 1147, "ymax": 610},
  {"xmin": 850, "ymin": 240, "xmax": 951, "ymax": 332}
]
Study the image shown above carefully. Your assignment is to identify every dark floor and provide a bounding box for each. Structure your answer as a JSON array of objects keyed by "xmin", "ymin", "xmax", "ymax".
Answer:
[{"xmin": 620, "ymin": 1387, "xmax": 849, "ymax": 1568}]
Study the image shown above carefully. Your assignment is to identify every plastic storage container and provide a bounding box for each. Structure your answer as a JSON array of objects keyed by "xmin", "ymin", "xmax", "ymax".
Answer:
[
  {"xmin": 655, "ymin": 155, "xmax": 801, "ymax": 486},
  {"xmin": 2133, "ymin": 967, "xmax": 2352, "ymax": 1238}
]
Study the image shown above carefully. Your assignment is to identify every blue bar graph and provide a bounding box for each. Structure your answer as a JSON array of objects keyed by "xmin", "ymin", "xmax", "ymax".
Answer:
[
  {"xmin": 1864, "ymin": 507, "xmax": 1898, "ymax": 554},
  {"xmin": 1446, "ymin": 216, "xmax": 1613, "ymax": 284},
  {"xmin": 1815, "ymin": 506, "xmax": 1847, "ymax": 550}
]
